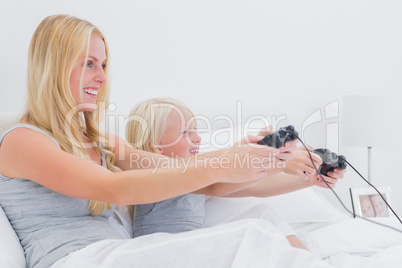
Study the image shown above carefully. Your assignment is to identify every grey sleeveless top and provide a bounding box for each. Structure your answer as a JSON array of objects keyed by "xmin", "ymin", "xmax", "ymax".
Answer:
[
  {"xmin": 0, "ymin": 124, "xmax": 124, "ymax": 268},
  {"xmin": 133, "ymin": 193, "xmax": 205, "ymax": 237}
]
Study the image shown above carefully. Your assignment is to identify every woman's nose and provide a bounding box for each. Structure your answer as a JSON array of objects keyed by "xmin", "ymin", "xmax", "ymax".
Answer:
[{"xmin": 95, "ymin": 67, "xmax": 107, "ymax": 84}]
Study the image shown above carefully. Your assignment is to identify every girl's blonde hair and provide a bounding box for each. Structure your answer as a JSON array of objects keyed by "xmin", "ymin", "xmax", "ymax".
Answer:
[
  {"xmin": 23, "ymin": 14, "xmax": 121, "ymax": 216},
  {"xmin": 126, "ymin": 98, "xmax": 195, "ymax": 152},
  {"xmin": 126, "ymin": 98, "xmax": 195, "ymax": 220}
]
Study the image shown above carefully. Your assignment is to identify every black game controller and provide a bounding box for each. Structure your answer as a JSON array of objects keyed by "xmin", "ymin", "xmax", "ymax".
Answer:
[
  {"xmin": 312, "ymin": 148, "xmax": 347, "ymax": 176},
  {"xmin": 257, "ymin": 125, "xmax": 299, "ymax": 149}
]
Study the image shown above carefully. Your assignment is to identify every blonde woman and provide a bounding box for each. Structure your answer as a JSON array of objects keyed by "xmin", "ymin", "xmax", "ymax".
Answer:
[{"xmin": 0, "ymin": 15, "xmax": 339, "ymax": 268}]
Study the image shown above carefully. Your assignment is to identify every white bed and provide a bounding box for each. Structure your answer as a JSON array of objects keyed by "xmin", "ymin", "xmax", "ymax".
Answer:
[
  {"xmin": 1, "ymin": 111, "xmax": 402, "ymax": 268},
  {"xmin": 204, "ymin": 190, "xmax": 402, "ymax": 268}
]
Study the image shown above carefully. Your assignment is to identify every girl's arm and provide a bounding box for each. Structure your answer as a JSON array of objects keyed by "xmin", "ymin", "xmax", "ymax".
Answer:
[
  {"xmin": 0, "ymin": 128, "xmax": 278, "ymax": 206},
  {"xmin": 222, "ymin": 169, "xmax": 345, "ymax": 197},
  {"xmin": 196, "ymin": 146, "xmax": 345, "ymax": 197},
  {"xmin": 191, "ymin": 135, "xmax": 298, "ymax": 196}
]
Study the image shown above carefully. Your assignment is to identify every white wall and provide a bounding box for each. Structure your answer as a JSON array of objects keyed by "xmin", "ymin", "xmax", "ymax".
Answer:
[{"xmin": 1, "ymin": 0, "xmax": 402, "ymax": 217}]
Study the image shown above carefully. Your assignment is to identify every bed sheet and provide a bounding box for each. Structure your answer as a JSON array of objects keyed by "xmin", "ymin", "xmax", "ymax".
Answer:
[
  {"xmin": 2, "ymin": 189, "xmax": 402, "ymax": 267},
  {"xmin": 204, "ymin": 189, "xmax": 402, "ymax": 268},
  {"xmin": 52, "ymin": 219, "xmax": 334, "ymax": 268},
  {"xmin": 294, "ymin": 216, "xmax": 402, "ymax": 267}
]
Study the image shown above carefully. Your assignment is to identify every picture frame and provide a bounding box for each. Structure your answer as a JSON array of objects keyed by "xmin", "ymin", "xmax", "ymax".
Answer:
[{"xmin": 349, "ymin": 186, "xmax": 392, "ymax": 218}]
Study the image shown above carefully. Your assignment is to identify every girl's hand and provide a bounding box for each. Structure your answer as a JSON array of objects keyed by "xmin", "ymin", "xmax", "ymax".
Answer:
[
  {"xmin": 283, "ymin": 144, "xmax": 346, "ymax": 188},
  {"xmin": 284, "ymin": 145, "xmax": 322, "ymax": 179},
  {"xmin": 311, "ymin": 168, "xmax": 346, "ymax": 189}
]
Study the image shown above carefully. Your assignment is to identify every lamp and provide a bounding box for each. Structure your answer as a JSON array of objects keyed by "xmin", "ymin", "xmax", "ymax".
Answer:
[{"xmin": 341, "ymin": 96, "xmax": 401, "ymax": 183}]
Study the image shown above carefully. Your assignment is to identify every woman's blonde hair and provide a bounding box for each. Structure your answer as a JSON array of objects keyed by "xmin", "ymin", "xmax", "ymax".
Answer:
[
  {"xmin": 23, "ymin": 14, "xmax": 121, "ymax": 216},
  {"xmin": 126, "ymin": 97, "xmax": 195, "ymax": 152}
]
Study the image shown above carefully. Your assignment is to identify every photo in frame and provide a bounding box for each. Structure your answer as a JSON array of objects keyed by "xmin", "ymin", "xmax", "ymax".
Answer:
[{"xmin": 349, "ymin": 186, "xmax": 392, "ymax": 218}]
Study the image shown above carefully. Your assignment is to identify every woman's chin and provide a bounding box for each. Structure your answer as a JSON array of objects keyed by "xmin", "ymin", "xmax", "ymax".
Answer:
[{"xmin": 74, "ymin": 103, "xmax": 97, "ymax": 112}]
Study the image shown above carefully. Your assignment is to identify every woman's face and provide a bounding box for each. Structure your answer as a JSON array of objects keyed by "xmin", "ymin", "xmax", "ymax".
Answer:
[
  {"xmin": 69, "ymin": 35, "xmax": 107, "ymax": 111},
  {"xmin": 159, "ymin": 108, "xmax": 201, "ymax": 158}
]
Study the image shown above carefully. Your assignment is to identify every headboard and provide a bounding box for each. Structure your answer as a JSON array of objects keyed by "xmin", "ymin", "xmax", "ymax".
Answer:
[{"xmin": 0, "ymin": 111, "xmax": 21, "ymax": 135}]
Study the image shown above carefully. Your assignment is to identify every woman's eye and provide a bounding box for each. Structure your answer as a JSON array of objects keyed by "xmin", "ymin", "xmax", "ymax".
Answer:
[
  {"xmin": 102, "ymin": 64, "xmax": 106, "ymax": 70},
  {"xmin": 86, "ymin": 61, "xmax": 94, "ymax": 68},
  {"xmin": 182, "ymin": 131, "xmax": 188, "ymax": 135}
]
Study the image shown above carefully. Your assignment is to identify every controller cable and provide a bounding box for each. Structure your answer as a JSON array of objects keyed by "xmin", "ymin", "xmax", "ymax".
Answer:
[{"xmin": 296, "ymin": 136, "xmax": 402, "ymax": 234}]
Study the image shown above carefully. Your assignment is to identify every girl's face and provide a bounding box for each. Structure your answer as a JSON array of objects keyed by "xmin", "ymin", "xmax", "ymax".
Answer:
[
  {"xmin": 159, "ymin": 108, "xmax": 201, "ymax": 158},
  {"xmin": 69, "ymin": 35, "xmax": 107, "ymax": 111}
]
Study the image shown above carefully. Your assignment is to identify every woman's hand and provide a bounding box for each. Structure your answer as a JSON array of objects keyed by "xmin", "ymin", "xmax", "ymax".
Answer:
[
  {"xmin": 208, "ymin": 143, "xmax": 281, "ymax": 183},
  {"xmin": 223, "ymin": 126, "xmax": 298, "ymax": 180},
  {"xmin": 256, "ymin": 126, "xmax": 298, "ymax": 156},
  {"xmin": 235, "ymin": 126, "xmax": 297, "ymax": 163},
  {"xmin": 234, "ymin": 126, "xmax": 275, "ymax": 147}
]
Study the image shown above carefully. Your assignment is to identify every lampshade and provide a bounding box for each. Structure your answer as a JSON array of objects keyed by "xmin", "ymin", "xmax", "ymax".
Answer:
[{"xmin": 342, "ymin": 96, "xmax": 401, "ymax": 147}]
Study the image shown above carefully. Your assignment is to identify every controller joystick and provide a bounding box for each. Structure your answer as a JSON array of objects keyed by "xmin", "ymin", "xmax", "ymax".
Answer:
[
  {"xmin": 312, "ymin": 148, "xmax": 347, "ymax": 176},
  {"xmin": 257, "ymin": 125, "xmax": 299, "ymax": 149}
]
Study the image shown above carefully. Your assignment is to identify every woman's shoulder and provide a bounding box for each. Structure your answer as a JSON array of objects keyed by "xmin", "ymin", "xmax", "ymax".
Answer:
[
  {"xmin": 0, "ymin": 124, "xmax": 59, "ymax": 149},
  {"xmin": 0, "ymin": 124, "xmax": 62, "ymax": 177}
]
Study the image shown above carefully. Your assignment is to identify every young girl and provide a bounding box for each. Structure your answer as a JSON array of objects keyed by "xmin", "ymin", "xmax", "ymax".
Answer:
[
  {"xmin": 0, "ymin": 14, "xmax": 338, "ymax": 268},
  {"xmin": 126, "ymin": 98, "xmax": 344, "ymax": 250}
]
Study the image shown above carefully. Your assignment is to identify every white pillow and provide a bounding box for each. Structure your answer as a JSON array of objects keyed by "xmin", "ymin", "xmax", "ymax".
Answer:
[
  {"xmin": 0, "ymin": 205, "xmax": 25, "ymax": 268},
  {"xmin": 0, "ymin": 111, "xmax": 25, "ymax": 267},
  {"xmin": 204, "ymin": 187, "xmax": 346, "ymax": 227}
]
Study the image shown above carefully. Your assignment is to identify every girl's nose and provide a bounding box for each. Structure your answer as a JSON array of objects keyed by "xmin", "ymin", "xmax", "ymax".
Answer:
[{"xmin": 191, "ymin": 132, "xmax": 201, "ymax": 145}]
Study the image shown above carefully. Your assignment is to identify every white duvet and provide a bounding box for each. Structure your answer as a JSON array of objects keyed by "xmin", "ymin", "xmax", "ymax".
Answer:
[
  {"xmin": 203, "ymin": 189, "xmax": 402, "ymax": 268},
  {"xmin": 53, "ymin": 219, "xmax": 333, "ymax": 268},
  {"xmin": 92, "ymin": 216, "xmax": 402, "ymax": 268},
  {"xmin": 57, "ymin": 190, "xmax": 402, "ymax": 268},
  {"xmin": 2, "ymin": 187, "xmax": 402, "ymax": 267},
  {"xmin": 305, "ymin": 218, "xmax": 402, "ymax": 267}
]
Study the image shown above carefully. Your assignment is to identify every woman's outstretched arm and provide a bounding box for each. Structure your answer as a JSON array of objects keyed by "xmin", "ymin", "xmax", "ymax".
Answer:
[{"xmin": 0, "ymin": 127, "xmax": 279, "ymax": 206}]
